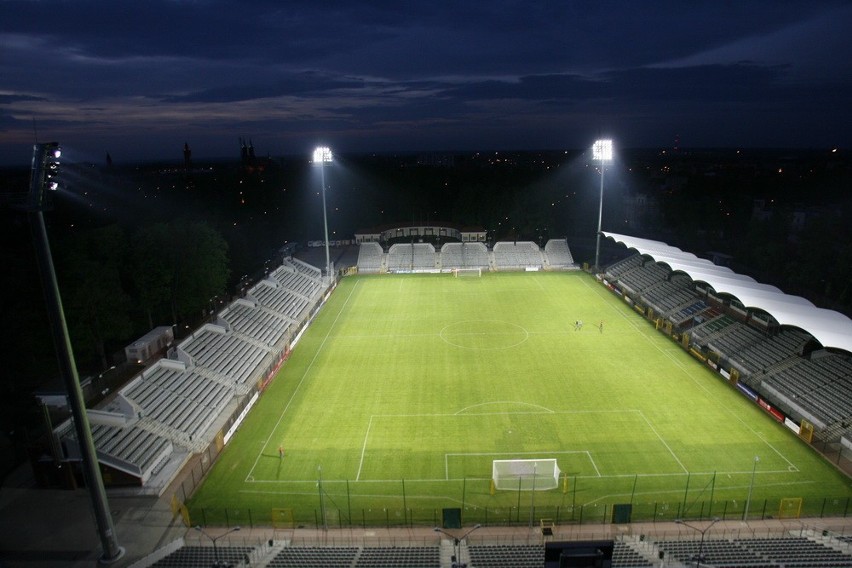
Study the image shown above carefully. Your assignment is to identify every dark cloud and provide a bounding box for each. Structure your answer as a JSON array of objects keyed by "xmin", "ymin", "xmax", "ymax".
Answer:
[{"xmin": 0, "ymin": 1, "xmax": 850, "ymax": 164}]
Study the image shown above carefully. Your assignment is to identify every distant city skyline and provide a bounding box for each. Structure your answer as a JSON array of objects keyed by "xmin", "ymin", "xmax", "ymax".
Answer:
[{"xmin": 2, "ymin": 1, "xmax": 851, "ymax": 166}]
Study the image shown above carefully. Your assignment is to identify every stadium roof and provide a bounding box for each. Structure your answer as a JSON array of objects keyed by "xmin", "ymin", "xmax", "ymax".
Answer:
[{"xmin": 603, "ymin": 231, "xmax": 852, "ymax": 354}]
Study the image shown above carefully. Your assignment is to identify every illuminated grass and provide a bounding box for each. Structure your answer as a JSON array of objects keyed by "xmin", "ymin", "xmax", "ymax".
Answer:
[{"xmin": 188, "ymin": 272, "xmax": 852, "ymax": 526}]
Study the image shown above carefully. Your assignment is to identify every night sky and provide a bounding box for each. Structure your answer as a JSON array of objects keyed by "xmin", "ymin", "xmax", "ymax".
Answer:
[{"xmin": 2, "ymin": 1, "xmax": 851, "ymax": 166}]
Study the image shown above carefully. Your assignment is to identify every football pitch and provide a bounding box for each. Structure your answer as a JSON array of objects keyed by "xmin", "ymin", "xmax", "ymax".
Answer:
[{"xmin": 188, "ymin": 272, "xmax": 852, "ymax": 526}]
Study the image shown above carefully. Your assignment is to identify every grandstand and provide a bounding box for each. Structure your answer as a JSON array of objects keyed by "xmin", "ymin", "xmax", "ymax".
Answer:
[
  {"xmin": 55, "ymin": 256, "xmax": 328, "ymax": 493},
  {"xmin": 440, "ymin": 242, "xmax": 491, "ymax": 270},
  {"xmin": 357, "ymin": 238, "xmax": 576, "ymax": 273},
  {"xmin": 492, "ymin": 241, "xmax": 544, "ymax": 270},
  {"xmin": 357, "ymin": 241, "xmax": 384, "ymax": 273},
  {"xmin": 133, "ymin": 524, "xmax": 852, "ymax": 567},
  {"xmin": 543, "ymin": 238, "xmax": 575, "ymax": 268},
  {"xmin": 601, "ymin": 231, "xmax": 852, "ymax": 448}
]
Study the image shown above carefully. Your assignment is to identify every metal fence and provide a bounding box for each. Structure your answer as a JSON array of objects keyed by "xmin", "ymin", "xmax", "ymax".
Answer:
[{"xmin": 187, "ymin": 496, "xmax": 852, "ymax": 530}]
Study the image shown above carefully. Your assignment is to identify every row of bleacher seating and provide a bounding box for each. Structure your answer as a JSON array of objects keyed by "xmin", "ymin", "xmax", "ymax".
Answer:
[
  {"xmin": 441, "ymin": 242, "xmax": 490, "ymax": 269},
  {"xmin": 386, "ymin": 243, "xmax": 438, "ymax": 271},
  {"xmin": 146, "ymin": 534, "xmax": 852, "ymax": 568},
  {"xmin": 603, "ymin": 252, "xmax": 852, "ymax": 440},
  {"xmin": 270, "ymin": 265, "xmax": 322, "ymax": 299},
  {"xmin": 357, "ymin": 240, "xmax": 575, "ymax": 272},
  {"xmin": 357, "ymin": 242, "xmax": 383, "ymax": 273},
  {"xmin": 120, "ymin": 364, "xmax": 231, "ymax": 440},
  {"xmin": 89, "ymin": 424, "xmax": 171, "ymax": 480},
  {"xmin": 734, "ymin": 329, "xmax": 807, "ymax": 378},
  {"xmin": 544, "ymin": 238, "xmax": 575, "ymax": 267},
  {"xmin": 151, "ymin": 545, "xmax": 254, "ymax": 568},
  {"xmin": 493, "ymin": 241, "xmax": 543, "ymax": 268},
  {"xmin": 763, "ymin": 356, "xmax": 852, "ymax": 426},
  {"xmin": 217, "ymin": 300, "xmax": 293, "ymax": 347},
  {"xmin": 67, "ymin": 256, "xmax": 327, "ymax": 488},
  {"xmin": 179, "ymin": 327, "xmax": 270, "ymax": 386},
  {"xmin": 641, "ymin": 279, "xmax": 696, "ymax": 314},
  {"xmin": 658, "ymin": 536, "xmax": 852, "ymax": 567}
]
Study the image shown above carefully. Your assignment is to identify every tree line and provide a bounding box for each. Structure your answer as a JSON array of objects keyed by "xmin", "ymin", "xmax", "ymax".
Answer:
[{"xmin": 54, "ymin": 220, "xmax": 230, "ymax": 371}]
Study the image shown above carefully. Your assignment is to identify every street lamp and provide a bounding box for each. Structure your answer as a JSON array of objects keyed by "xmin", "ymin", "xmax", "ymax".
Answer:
[
  {"xmin": 675, "ymin": 517, "xmax": 721, "ymax": 567},
  {"xmin": 312, "ymin": 146, "xmax": 333, "ymax": 280},
  {"xmin": 434, "ymin": 524, "xmax": 482, "ymax": 568},
  {"xmin": 744, "ymin": 455, "xmax": 760, "ymax": 520},
  {"xmin": 195, "ymin": 525, "xmax": 241, "ymax": 567},
  {"xmin": 592, "ymin": 139, "xmax": 613, "ymax": 273},
  {"xmin": 25, "ymin": 143, "xmax": 125, "ymax": 564}
]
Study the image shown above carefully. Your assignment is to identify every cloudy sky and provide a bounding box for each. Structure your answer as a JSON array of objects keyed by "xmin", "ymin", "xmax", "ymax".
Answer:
[{"xmin": 1, "ymin": 1, "xmax": 850, "ymax": 165}]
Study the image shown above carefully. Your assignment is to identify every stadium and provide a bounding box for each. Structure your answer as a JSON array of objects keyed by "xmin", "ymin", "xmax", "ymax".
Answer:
[{"xmin": 33, "ymin": 224, "xmax": 852, "ymax": 567}]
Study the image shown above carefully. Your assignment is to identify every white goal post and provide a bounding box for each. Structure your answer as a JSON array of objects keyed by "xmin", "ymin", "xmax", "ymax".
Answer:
[
  {"xmin": 492, "ymin": 459, "xmax": 561, "ymax": 491},
  {"xmin": 452, "ymin": 267, "xmax": 482, "ymax": 277}
]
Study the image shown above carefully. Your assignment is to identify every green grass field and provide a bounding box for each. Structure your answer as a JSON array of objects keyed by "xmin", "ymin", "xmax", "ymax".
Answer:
[{"xmin": 188, "ymin": 272, "xmax": 852, "ymax": 527}]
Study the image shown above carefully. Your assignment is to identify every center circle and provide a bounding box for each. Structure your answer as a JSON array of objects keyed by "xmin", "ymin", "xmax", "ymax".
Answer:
[{"xmin": 440, "ymin": 320, "xmax": 530, "ymax": 350}]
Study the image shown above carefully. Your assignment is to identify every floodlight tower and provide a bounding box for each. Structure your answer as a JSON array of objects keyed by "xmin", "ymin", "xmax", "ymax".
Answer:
[
  {"xmin": 592, "ymin": 139, "xmax": 613, "ymax": 273},
  {"xmin": 312, "ymin": 146, "xmax": 333, "ymax": 280},
  {"xmin": 27, "ymin": 143, "xmax": 125, "ymax": 564}
]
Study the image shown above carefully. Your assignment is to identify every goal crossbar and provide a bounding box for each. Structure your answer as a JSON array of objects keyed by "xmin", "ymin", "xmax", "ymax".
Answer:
[
  {"xmin": 453, "ymin": 267, "xmax": 482, "ymax": 277},
  {"xmin": 492, "ymin": 459, "xmax": 560, "ymax": 491}
]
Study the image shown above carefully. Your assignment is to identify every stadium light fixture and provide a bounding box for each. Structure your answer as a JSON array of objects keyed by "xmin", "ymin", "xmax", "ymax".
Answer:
[
  {"xmin": 675, "ymin": 518, "xmax": 721, "ymax": 567},
  {"xmin": 26, "ymin": 142, "xmax": 125, "ymax": 564},
  {"xmin": 743, "ymin": 455, "xmax": 760, "ymax": 521},
  {"xmin": 592, "ymin": 139, "xmax": 613, "ymax": 273},
  {"xmin": 312, "ymin": 146, "xmax": 333, "ymax": 280}
]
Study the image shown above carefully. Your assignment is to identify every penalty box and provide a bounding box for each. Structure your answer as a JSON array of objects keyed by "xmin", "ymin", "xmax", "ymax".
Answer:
[{"xmin": 357, "ymin": 409, "xmax": 685, "ymax": 481}]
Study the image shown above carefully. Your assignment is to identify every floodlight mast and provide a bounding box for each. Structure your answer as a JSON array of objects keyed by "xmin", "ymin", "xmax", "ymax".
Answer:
[
  {"xmin": 592, "ymin": 139, "xmax": 613, "ymax": 273},
  {"xmin": 27, "ymin": 143, "xmax": 125, "ymax": 564},
  {"xmin": 313, "ymin": 146, "xmax": 333, "ymax": 281}
]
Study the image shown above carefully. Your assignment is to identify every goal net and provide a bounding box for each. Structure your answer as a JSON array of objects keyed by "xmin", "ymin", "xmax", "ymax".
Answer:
[
  {"xmin": 492, "ymin": 459, "xmax": 561, "ymax": 491},
  {"xmin": 453, "ymin": 267, "xmax": 482, "ymax": 277}
]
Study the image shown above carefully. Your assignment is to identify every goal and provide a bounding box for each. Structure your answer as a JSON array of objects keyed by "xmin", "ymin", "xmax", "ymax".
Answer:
[
  {"xmin": 492, "ymin": 459, "xmax": 561, "ymax": 491},
  {"xmin": 453, "ymin": 267, "xmax": 482, "ymax": 277}
]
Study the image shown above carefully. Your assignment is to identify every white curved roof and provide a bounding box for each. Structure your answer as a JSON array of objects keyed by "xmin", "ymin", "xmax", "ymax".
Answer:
[{"xmin": 603, "ymin": 231, "xmax": 852, "ymax": 353}]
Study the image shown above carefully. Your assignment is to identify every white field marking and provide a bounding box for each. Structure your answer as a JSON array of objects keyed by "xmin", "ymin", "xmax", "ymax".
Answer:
[
  {"xmin": 438, "ymin": 320, "xmax": 530, "ymax": 350},
  {"xmin": 582, "ymin": 277, "xmax": 800, "ymax": 472},
  {"xmin": 244, "ymin": 280, "xmax": 360, "ymax": 482},
  {"xmin": 454, "ymin": 401, "xmax": 555, "ymax": 415},
  {"xmin": 635, "ymin": 410, "xmax": 688, "ymax": 473},
  {"xmin": 355, "ymin": 415, "xmax": 374, "ymax": 482},
  {"xmin": 339, "ymin": 408, "xmax": 637, "ymax": 484},
  {"xmin": 367, "ymin": 408, "xmax": 630, "ymax": 419},
  {"xmin": 443, "ymin": 450, "xmax": 598, "ymax": 480},
  {"xmin": 337, "ymin": 332, "xmax": 440, "ymax": 340},
  {"xmin": 530, "ymin": 274, "xmax": 548, "ymax": 292},
  {"xmin": 238, "ymin": 488, "xmax": 470, "ymax": 506},
  {"xmin": 339, "ymin": 330, "xmax": 568, "ymax": 340}
]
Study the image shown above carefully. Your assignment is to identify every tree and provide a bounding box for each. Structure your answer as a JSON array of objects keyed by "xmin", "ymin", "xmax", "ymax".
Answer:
[
  {"xmin": 131, "ymin": 223, "xmax": 174, "ymax": 328},
  {"xmin": 56, "ymin": 225, "xmax": 134, "ymax": 370},
  {"xmin": 169, "ymin": 220, "xmax": 230, "ymax": 322},
  {"xmin": 131, "ymin": 220, "xmax": 230, "ymax": 325}
]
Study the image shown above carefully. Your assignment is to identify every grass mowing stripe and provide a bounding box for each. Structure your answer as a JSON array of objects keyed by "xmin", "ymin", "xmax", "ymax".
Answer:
[{"xmin": 244, "ymin": 279, "xmax": 361, "ymax": 481}]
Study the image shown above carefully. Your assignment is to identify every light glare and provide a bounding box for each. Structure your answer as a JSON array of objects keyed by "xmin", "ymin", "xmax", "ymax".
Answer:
[
  {"xmin": 592, "ymin": 139, "xmax": 613, "ymax": 162},
  {"xmin": 313, "ymin": 146, "xmax": 333, "ymax": 164}
]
